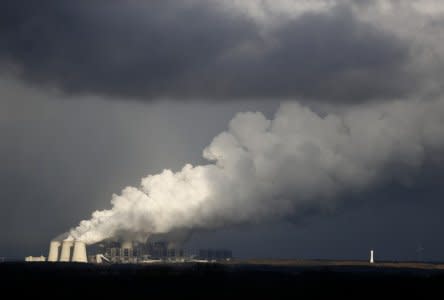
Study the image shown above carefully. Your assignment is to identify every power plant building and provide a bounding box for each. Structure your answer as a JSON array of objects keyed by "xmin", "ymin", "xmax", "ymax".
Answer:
[
  {"xmin": 25, "ymin": 256, "xmax": 46, "ymax": 262},
  {"xmin": 43, "ymin": 239, "xmax": 232, "ymax": 264},
  {"xmin": 198, "ymin": 249, "xmax": 232, "ymax": 261}
]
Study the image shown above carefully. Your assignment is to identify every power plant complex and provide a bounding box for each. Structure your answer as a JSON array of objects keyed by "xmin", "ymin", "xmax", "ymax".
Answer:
[{"xmin": 31, "ymin": 239, "xmax": 232, "ymax": 264}]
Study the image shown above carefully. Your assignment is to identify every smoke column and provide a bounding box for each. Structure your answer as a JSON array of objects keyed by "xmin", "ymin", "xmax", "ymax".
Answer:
[{"xmin": 68, "ymin": 99, "xmax": 444, "ymax": 244}]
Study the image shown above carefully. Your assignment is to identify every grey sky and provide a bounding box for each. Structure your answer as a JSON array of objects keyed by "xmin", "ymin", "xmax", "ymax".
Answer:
[{"xmin": 1, "ymin": 1, "xmax": 444, "ymax": 260}]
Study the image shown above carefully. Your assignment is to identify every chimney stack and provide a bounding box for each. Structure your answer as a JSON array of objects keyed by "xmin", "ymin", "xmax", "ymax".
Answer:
[{"xmin": 48, "ymin": 241, "xmax": 61, "ymax": 262}]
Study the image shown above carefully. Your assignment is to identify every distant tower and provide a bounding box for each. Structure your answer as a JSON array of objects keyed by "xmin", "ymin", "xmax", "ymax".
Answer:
[
  {"xmin": 72, "ymin": 241, "xmax": 88, "ymax": 263},
  {"xmin": 48, "ymin": 241, "xmax": 61, "ymax": 262},
  {"xmin": 60, "ymin": 240, "xmax": 74, "ymax": 262},
  {"xmin": 370, "ymin": 250, "xmax": 374, "ymax": 264},
  {"xmin": 121, "ymin": 241, "xmax": 133, "ymax": 263}
]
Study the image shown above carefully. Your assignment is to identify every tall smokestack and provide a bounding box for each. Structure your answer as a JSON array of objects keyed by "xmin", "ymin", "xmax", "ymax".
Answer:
[
  {"xmin": 59, "ymin": 240, "xmax": 73, "ymax": 262},
  {"xmin": 72, "ymin": 241, "xmax": 88, "ymax": 263},
  {"xmin": 48, "ymin": 241, "xmax": 61, "ymax": 262}
]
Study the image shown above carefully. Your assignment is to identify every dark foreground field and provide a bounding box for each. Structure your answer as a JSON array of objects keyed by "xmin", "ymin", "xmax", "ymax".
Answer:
[{"xmin": 1, "ymin": 262, "xmax": 444, "ymax": 298}]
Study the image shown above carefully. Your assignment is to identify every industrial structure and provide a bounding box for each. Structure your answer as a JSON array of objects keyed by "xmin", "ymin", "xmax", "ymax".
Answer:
[
  {"xmin": 95, "ymin": 241, "xmax": 232, "ymax": 263},
  {"xmin": 46, "ymin": 240, "xmax": 88, "ymax": 263},
  {"xmin": 25, "ymin": 256, "xmax": 46, "ymax": 262},
  {"xmin": 43, "ymin": 239, "xmax": 232, "ymax": 264},
  {"xmin": 48, "ymin": 241, "xmax": 61, "ymax": 262},
  {"xmin": 198, "ymin": 249, "xmax": 233, "ymax": 262}
]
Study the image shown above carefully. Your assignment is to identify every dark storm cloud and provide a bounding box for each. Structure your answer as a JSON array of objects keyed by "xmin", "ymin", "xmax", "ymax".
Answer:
[
  {"xmin": 214, "ymin": 7, "xmax": 411, "ymax": 101},
  {"xmin": 0, "ymin": 0, "xmax": 411, "ymax": 102}
]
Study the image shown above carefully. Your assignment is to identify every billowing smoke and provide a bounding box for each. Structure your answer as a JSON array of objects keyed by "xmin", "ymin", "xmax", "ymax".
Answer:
[{"xmin": 68, "ymin": 99, "xmax": 444, "ymax": 244}]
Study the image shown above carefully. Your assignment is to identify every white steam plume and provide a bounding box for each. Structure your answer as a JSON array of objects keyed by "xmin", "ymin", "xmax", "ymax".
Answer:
[{"xmin": 69, "ymin": 99, "xmax": 444, "ymax": 244}]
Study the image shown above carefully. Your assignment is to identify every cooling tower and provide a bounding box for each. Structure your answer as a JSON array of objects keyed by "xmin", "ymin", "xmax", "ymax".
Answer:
[
  {"xmin": 72, "ymin": 241, "xmax": 88, "ymax": 263},
  {"xmin": 48, "ymin": 241, "xmax": 61, "ymax": 262},
  {"xmin": 59, "ymin": 240, "xmax": 73, "ymax": 262}
]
